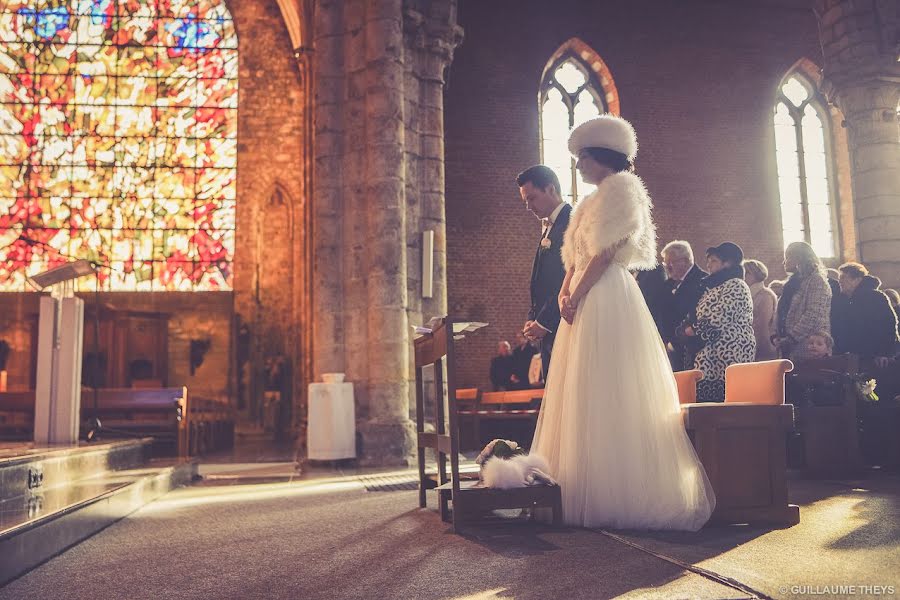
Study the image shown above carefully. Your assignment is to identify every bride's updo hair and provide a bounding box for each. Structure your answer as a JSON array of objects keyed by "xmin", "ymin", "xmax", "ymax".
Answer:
[{"xmin": 584, "ymin": 147, "xmax": 633, "ymax": 173}]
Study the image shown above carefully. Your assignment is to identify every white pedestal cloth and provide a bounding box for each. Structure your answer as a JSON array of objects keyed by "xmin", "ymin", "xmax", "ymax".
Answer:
[{"xmin": 307, "ymin": 382, "xmax": 356, "ymax": 460}]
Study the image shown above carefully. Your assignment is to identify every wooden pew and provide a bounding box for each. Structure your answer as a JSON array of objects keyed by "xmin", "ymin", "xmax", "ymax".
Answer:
[
  {"xmin": 414, "ymin": 317, "xmax": 562, "ymax": 532},
  {"xmin": 80, "ymin": 387, "xmax": 189, "ymax": 458},
  {"xmin": 786, "ymin": 354, "xmax": 863, "ymax": 477},
  {"xmin": 0, "ymin": 391, "xmax": 35, "ymax": 439},
  {"xmin": 457, "ymin": 388, "xmax": 544, "ymax": 451},
  {"xmin": 681, "ymin": 360, "xmax": 800, "ymax": 527},
  {"xmin": 0, "ymin": 387, "xmax": 234, "ymax": 457}
]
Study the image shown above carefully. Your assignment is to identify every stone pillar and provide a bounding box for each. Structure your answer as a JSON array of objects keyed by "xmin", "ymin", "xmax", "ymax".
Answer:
[
  {"xmin": 357, "ymin": 0, "xmax": 415, "ymax": 461},
  {"xmin": 312, "ymin": 0, "xmax": 461, "ymax": 464},
  {"xmin": 816, "ymin": 0, "xmax": 900, "ymax": 286},
  {"xmin": 293, "ymin": 43, "xmax": 316, "ymax": 438}
]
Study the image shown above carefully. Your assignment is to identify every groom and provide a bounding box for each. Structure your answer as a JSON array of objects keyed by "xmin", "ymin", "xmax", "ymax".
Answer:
[{"xmin": 517, "ymin": 165, "xmax": 572, "ymax": 379}]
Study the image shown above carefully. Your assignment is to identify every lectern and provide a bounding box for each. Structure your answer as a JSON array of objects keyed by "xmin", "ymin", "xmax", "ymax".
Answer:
[{"xmin": 27, "ymin": 260, "xmax": 96, "ymax": 444}]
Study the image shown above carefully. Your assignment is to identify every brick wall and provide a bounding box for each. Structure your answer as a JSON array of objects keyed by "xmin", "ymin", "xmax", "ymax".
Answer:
[
  {"xmin": 228, "ymin": 0, "xmax": 308, "ymax": 421},
  {"xmin": 445, "ymin": 0, "xmax": 826, "ymax": 389}
]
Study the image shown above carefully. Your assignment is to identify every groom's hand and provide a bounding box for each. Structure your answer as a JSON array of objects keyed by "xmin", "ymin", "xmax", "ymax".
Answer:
[{"xmin": 523, "ymin": 320, "xmax": 548, "ymax": 341}]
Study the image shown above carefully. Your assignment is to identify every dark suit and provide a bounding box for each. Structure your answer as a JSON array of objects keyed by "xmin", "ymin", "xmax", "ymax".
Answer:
[
  {"xmin": 663, "ymin": 264, "xmax": 708, "ymax": 371},
  {"xmin": 529, "ymin": 204, "xmax": 572, "ymax": 379},
  {"xmin": 636, "ymin": 264, "xmax": 669, "ymax": 340}
]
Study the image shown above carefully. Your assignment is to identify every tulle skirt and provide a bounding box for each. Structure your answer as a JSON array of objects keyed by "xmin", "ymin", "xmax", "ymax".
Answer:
[{"xmin": 532, "ymin": 264, "xmax": 715, "ymax": 531}]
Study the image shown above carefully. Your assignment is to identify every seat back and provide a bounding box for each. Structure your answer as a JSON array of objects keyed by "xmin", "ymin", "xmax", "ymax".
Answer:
[
  {"xmin": 479, "ymin": 389, "xmax": 544, "ymax": 407},
  {"xmin": 673, "ymin": 370, "xmax": 703, "ymax": 405},
  {"xmin": 455, "ymin": 387, "xmax": 480, "ymax": 411},
  {"xmin": 725, "ymin": 360, "xmax": 794, "ymax": 405}
]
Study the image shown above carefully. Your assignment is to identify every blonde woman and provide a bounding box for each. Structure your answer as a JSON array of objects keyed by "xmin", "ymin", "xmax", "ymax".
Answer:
[{"xmin": 744, "ymin": 259, "xmax": 778, "ymax": 360}]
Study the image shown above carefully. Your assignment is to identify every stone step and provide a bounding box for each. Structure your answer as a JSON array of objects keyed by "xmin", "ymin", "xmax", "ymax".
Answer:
[
  {"xmin": 0, "ymin": 439, "xmax": 152, "ymax": 504},
  {"xmin": 0, "ymin": 460, "xmax": 196, "ymax": 586}
]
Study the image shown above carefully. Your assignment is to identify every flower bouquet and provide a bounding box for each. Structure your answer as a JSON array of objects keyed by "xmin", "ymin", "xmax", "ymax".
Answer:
[
  {"xmin": 475, "ymin": 438, "xmax": 556, "ymax": 489},
  {"xmin": 854, "ymin": 376, "xmax": 879, "ymax": 402}
]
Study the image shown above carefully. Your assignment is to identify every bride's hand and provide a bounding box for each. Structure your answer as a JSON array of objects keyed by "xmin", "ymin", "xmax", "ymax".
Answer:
[{"xmin": 560, "ymin": 296, "xmax": 577, "ymax": 324}]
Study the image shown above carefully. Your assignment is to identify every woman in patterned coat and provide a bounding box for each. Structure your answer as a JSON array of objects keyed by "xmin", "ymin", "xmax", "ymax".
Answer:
[
  {"xmin": 773, "ymin": 242, "xmax": 832, "ymax": 362},
  {"xmin": 679, "ymin": 242, "xmax": 756, "ymax": 402}
]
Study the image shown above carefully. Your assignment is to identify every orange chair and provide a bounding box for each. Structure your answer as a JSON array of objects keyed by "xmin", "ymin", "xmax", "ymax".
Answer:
[
  {"xmin": 724, "ymin": 359, "xmax": 794, "ymax": 405},
  {"xmin": 673, "ymin": 370, "xmax": 703, "ymax": 405}
]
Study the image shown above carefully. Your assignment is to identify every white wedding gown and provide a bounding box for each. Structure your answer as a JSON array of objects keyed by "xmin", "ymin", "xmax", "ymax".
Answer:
[{"xmin": 531, "ymin": 173, "xmax": 715, "ymax": 531}]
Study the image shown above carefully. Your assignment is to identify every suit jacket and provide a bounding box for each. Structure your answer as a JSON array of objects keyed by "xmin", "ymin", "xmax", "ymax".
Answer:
[
  {"xmin": 529, "ymin": 203, "xmax": 572, "ymax": 333},
  {"xmin": 636, "ymin": 264, "xmax": 669, "ymax": 337},
  {"xmin": 663, "ymin": 264, "xmax": 708, "ymax": 344}
]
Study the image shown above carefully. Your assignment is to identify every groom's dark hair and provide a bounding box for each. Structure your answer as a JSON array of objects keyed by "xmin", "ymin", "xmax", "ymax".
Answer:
[{"xmin": 516, "ymin": 165, "xmax": 561, "ymax": 196}]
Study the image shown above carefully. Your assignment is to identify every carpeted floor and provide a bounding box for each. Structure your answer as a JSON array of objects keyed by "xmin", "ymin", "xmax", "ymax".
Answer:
[{"xmin": 2, "ymin": 473, "xmax": 898, "ymax": 600}]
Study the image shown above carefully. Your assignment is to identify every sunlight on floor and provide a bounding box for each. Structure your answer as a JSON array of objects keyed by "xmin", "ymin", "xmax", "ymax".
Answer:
[
  {"xmin": 138, "ymin": 479, "xmax": 365, "ymax": 514},
  {"xmin": 450, "ymin": 588, "xmax": 509, "ymax": 599}
]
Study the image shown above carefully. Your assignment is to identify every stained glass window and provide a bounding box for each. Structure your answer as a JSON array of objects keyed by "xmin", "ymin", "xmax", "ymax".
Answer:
[
  {"xmin": 0, "ymin": 0, "xmax": 237, "ymax": 291},
  {"xmin": 774, "ymin": 73, "xmax": 837, "ymax": 259},
  {"xmin": 540, "ymin": 55, "xmax": 606, "ymax": 205}
]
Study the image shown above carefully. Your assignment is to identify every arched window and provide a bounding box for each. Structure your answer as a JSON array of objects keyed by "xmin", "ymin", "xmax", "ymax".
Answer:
[
  {"xmin": 0, "ymin": 0, "xmax": 237, "ymax": 291},
  {"xmin": 539, "ymin": 39, "xmax": 618, "ymax": 205},
  {"xmin": 773, "ymin": 67, "xmax": 838, "ymax": 259}
]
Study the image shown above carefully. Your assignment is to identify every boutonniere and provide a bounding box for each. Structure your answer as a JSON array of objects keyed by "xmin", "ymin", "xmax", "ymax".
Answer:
[{"xmin": 540, "ymin": 238, "xmax": 552, "ymax": 250}]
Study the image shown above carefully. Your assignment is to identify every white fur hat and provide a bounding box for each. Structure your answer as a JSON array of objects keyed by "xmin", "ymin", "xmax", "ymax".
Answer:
[{"xmin": 567, "ymin": 114, "xmax": 638, "ymax": 161}]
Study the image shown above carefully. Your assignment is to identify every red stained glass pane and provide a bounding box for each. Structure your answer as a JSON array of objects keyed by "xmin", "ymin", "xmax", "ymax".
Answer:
[{"xmin": 1, "ymin": 0, "xmax": 236, "ymax": 290}]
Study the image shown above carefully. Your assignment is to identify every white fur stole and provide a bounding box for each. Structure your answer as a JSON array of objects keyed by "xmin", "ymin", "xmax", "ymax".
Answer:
[
  {"xmin": 481, "ymin": 454, "xmax": 557, "ymax": 489},
  {"xmin": 561, "ymin": 171, "xmax": 657, "ymax": 271}
]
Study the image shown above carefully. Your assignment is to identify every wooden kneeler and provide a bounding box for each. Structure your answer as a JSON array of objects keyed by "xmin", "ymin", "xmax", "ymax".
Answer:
[{"xmin": 414, "ymin": 317, "xmax": 563, "ymax": 532}]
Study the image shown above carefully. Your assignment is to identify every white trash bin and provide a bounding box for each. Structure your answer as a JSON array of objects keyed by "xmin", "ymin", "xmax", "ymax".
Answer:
[{"xmin": 307, "ymin": 374, "xmax": 356, "ymax": 460}]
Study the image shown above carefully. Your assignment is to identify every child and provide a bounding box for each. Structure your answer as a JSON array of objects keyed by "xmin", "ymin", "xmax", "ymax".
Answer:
[{"xmin": 806, "ymin": 331, "xmax": 834, "ymax": 359}]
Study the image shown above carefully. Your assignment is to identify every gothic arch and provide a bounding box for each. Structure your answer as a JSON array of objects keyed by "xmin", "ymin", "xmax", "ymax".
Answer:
[
  {"xmin": 773, "ymin": 57, "xmax": 855, "ymax": 260},
  {"xmin": 540, "ymin": 38, "xmax": 620, "ymax": 116},
  {"xmin": 276, "ymin": 0, "xmax": 314, "ymax": 50}
]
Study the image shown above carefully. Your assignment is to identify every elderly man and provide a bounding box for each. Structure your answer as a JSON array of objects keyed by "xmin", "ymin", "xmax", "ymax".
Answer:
[
  {"xmin": 489, "ymin": 341, "xmax": 516, "ymax": 391},
  {"xmin": 660, "ymin": 240, "xmax": 708, "ymax": 371}
]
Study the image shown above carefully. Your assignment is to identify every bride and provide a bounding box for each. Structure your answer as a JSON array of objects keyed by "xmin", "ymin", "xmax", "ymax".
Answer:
[{"xmin": 531, "ymin": 115, "xmax": 715, "ymax": 531}]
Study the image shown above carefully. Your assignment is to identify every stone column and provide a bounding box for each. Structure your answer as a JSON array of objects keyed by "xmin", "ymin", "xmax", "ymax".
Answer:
[
  {"xmin": 357, "ymin": 0, "xmax": 416, "ymax": 463},
  {"xmin": 311, "ymin": 0, "xmax": 460, "ymax": 464},
  {"xmin": 816, "ymin": 0, "xmax": 900, "ymax": 287},
  {"xmin": 293, "ymin": 43, "xmax": 316, "ymax": 436}
]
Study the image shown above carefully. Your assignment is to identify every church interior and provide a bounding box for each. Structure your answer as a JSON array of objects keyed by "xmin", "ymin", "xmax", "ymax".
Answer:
[{"xmin": 1, "ymin": 0, "xmax": 899, "ymax": 597}]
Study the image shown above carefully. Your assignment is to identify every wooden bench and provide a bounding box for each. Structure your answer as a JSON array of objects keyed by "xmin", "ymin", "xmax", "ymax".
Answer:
[
  {"xmin": 680, "ymin": 360, "xmax": 800, "ymax": 527},
  {"xmin": 0, "ymin": 387, "xmax": 234, "ymax": 457},
  {"xmin": 786, "ymin": 354, "xmax": 863, "ymax": 477},
  {"xmin": 457, "ymin": 388, "xmax": 544, "ymax": 451},
  {"xmin": 414, "ymin": 317, "xmax": 562, "ymax": 532}
]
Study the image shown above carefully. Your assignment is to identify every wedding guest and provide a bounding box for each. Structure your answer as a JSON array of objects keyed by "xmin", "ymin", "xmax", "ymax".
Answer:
[
  {"xmin": 743, "ymin": 259, "xmax": 778, "ymax": 360},
  {"xmin": 773, "ymin": 241, "xmax": 832, "ymax": 362},
  {"xmin": 805, "ymin": 331, "xmax": 834, "ymax": 360},
  {"xmin": 826, "ymin": 267, "xmax": 850, "ymax": 349},
  {"xmin": 836, "ymin": 262, "xmax": 899, "ymax": 361},
  {"xmin": 635, "ymin": 263, "xmax": 669, "ymax": 340},
  {"xmin": 884, "ymin": 288, "xmax": 900, "ymax": 315},
  {"xmin": 770, "ymin": 279, "xmax": 785, "ymax": 298},
  {"xmin": 660, "ymin": 240, "xmax": 708, "ymax": 371},
  {"xmin": 679, "ymin": 242, "xmax": 755, "ymax": 403},
  {"xmin": 528, "ymin": 352, "xmax": 543, "ymax": 387},
  {"xmin": 489, "ymin": 341, "xmax": 515, "ymax": 391},
  {"xmin": 510, "ymin": 332, "xmax": 537, "ymax": 390}
]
